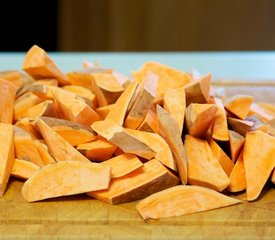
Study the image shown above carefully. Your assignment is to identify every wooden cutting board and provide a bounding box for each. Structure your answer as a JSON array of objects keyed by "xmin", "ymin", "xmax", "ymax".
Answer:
[{"xmin": 1, "ymin": 83, "xmax": 275, "ymax": 239}]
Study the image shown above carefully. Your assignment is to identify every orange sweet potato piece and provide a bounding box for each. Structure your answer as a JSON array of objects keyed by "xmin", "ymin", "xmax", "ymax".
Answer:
[
  {"xmin": 77, "ymin": 139, "xmax": 117, "ymax": 161},
  {"xmin": 126, "ymin": 128, "xmax": 176, "ymax": 171},
  {"xmin": 53, "ymin": 88, "xmax": 101, "ymax": 125},
  {"xmin": 185, "ymin": 135, "xmax": 230, "ymax": 192},
  {"xmin": 91, "ymin": 120, "xmax": 155, "ymax": 160},
  {"xmin": 95, "ymin": 104, "xmax": 114, "ymax": 119},
  {"xmin": 185, "ymin": 103, "xmax": 218, "ymax": 139},
  {"xmin": 101, "ymin": 153, "xmax": 143, "ymax": 178},
  {"xmin": 163, "ymin": 86, "xmax": 186, "ymax": 133},
  {"xmin": 243, "ymin": 131, "xmax": 275, "ymax": 201},
  {"xmin": 248, "ymin": 103, "xmax": 275, "ymax": 122},
  {"xmin": 24, "ymin": 100, "xmax": 58, "ymax": 119},
  {"xmin": 0, "ymin": 79, "xmax": 16, "ymax": 123},
  {"xmin": 33, "ymin": 78, "xmax": 58, "ymax": 86},
  {"xmin": 11, "ymin": 159, "xmax": 40, "ymax": 180},
  {"xmin": 224, "ymin": 95, "xmax": 254, "ymax": 119},
  {"xmin": 0, "ymin": 123, "xmax": 15, "ymax": 196},
  {"xmin": 22, "ymin": 45, "xmax": 69, "ymax": 86},
  {"xmin": 227, "ymin": 117, "xmax": 254, "ymax": 137},
  {"xmin": 36, "ymin": 118, "xmax": 90, "ymax": 162},
  {"xmin": 246, "ymin": 115, "xmax": 269, "ymax": 133},
  {"xmin": 15, "ymin": 118, "xmax": 41, "ymax": 139},
  {"xmin": 88, "ymin": 159, "xmax": 179, "ymax": 204},
  {"xmin": 33, "ymin": 140, "xmax": 56, "ymax": 165},
  {"xmin": 229, "ymin": 130, "xmax": 245, "ymax": 163},
  {"xmin": 21, "ymin": 160, "xmax": 111, "ymax": 202},
  {"xmin": 209, "ymin": 138, "xmax": 234, "ymax": 176},
  {"xmin": 227, "ymin": 152, "xmax": 246, "ymax": 192},
  {"xmin": 136, "ymin": 185, "xmax": 241, "ymax": 220},
  {"xmin": 137, "ymin": 104, "xmax": 159, "ymax": 133},
  {"xmin": 212, "ymin": 97, "xmax": 229, "ymax": 141},
  {"xmin": 184, "ymin": 73, "xmax": 211, "ymax": 106},
  {"xmin": 156, "ymin": 105, "xmax": 187, "ymax": 184}
]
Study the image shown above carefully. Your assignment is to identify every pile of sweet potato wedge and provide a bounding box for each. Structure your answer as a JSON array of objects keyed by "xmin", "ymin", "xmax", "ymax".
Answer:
[{"xmin": 0, "ymin": 45, "xmax": 274, "ymax": 220}]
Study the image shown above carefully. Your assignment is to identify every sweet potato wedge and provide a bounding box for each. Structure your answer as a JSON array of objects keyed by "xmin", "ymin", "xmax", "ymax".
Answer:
[
  {"xmin": 243, "ymin": 131, "xmax": 275, "ymax": 201},
  {"xmin": 95, "ymin": 104, "xmax": 114, "ymax": 119},
  {"xmin": 24, "ymin": 100, "xmax": 58, "ymax": 119},
  {"xmin": 21, "ymin": 160, "xmax": 111, "ymax": 202},
  {"xmin": 101, "ymin": 153, "xmax": 143, "ymax": 178},
  {"xmin": 185, "ymin": 103, "xmax": 218, "ymax": 139},
  {"xmin": 33, "ymin": 140, "xmax": 56, "ymax": 165},
  {"xmin": 11, "ymin": 159, "xmax": 40, "ymax": 180},
  {"xmin": 77, "ymin": 139, "xmax": 117, "ymax": 161},
  {"xmin": 248, "ymin": 103, "xmax": 275, "ymax": 122},
  {"xmin": 22, "ymin": 45, "xmax": 69, "ymax": 86},
  {"xmin": 0, "ymin": 79, "xmax": 16, "ymax": 123},
  {"xmin": 246, "ymin": 115, "xmax": 269, "ymax": 133},
  {"xmin": 88, "ymin": 159, "xmax": 179, "ymax": 204},
  {"xmin": 136, "ymin": 185, "xmax": 241, "ymax": 220},
  {"xmin": 156, "ymin": 105, "xmax": 187, "ymax": 183},
  {"xmin": 36, "ymin": 118, "xmax": 90, "ymax": 162},
  {"xmin": 15, "ymin": 118, "xmax": 41, "ymax": 139},
  {"xmin": 91, "ymin": 120, "xmax": 155, "ymax": 160},
  {"xmin": 229, "ymin": 130, "xmax": 245, "ymax": 162},
  {"xmin": 163, "ymin": 86, "xmax": 186, "ymax": 133},
  {"xmin": 224, "ymin": 95, "xmax": 254, "ymax": 119},
  {"xmin": 185, "ymin": 135, "xmax": 230, "ymax": 192},
  {"xmin": 227, "ymin": 117, "xmax": 254, "ymax": 137},
  {"xmin": 227, "ymin": 152, "xmax": 246, "ymax": 192},
  {"xmin": 137, "ymin": 104, "xmax": 159, "ymax": 133}
]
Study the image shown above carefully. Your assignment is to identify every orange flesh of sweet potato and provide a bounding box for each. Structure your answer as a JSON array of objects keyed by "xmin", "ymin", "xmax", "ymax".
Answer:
[
  {"xmin": 101, "ymin": 153, "xmax": 143, "ymax": 178},
  {"xmin": 126, "ymin": 128, "xmax": 176, "ymax": 171},
  {"xmin": 156, "ymin": 105, "xmax": 187, "ymax": 183},
  {"xmin": 88, "ymin": 159, "xmax": 179, "ymax": 204},
  {"xmin": 248, "ymin": 103, "xmax": 275, "ymax": 122},
  {"xmin": 227, "ymin": 152, "xmax": 246, "ymax": 192},
  {"xmin": 163, "ymin": 86, "xmax": 186, "ymax": 133},
  {"xmin": 12, "ymin": 159, "xmax": 40, "ymax": 180},
  {"xmin": 185, "ymin": 135, "xmax": 230, "ymax": 192},
  {"xmin": 95, "ymin": 104, "xmax": 114, "ymax": 119},
  {"xmin": 229, "ymin": 130, "xmax": 245, "ymax": 163},
  {"xmin": 212, "ymin": 97, "xmax": 229, "ymax": 141},
  {"xmin": 15, "ymin": 118, "xmax": 41, "ymax": 139},
  {"xmin": 0, "ymin": 123, "xmax": 15, "ymax": 196},
  {"xmin": 24, "ymin": 100, "xmax": 58, "ymax": 119},
  {"xmin": 209, "ymin": 138, "xmax": 234, "ymax": 176},
  {"xmin": 33, "ymin": 140, "xmax": 56, "ymax": 165},
  {"xmin": 22, "ymin": 45, "xmax": 69, "ymax": 86},
  {"xmin": 36, "ymin": 118, "xmax": 90, "ymax": 162},
  {"xmin": 243, "ymin": 131, "xmax": 275, "ymax": 201},
  {"xmin": 21, "ymin": 160, "xmax": 111, "ymax": 202},
  {"xmin": 0, "ymin": 79, "xmax": 16, "ymax": 124},
  {"xmin": 136, "ymin": 185, "xmax": 241, "ymax": 220},
  {"xmin": 77, "ymin": 139, "xmax": 117, "ymax": 161},
  {"xmin": 224, "ymin": 95, "xmax": 254, "ymax": 119},
  {"xmin": 91, "ymin": 120, "xmax": 155, "ymax": 160},
  {"xmin": 227, "ymin": 118, "xmax": 254, "ymax": 137},
  {"xmin": 185, "ymin": 103, "xmax": 218, "ymax": 139},
  {"xmin": 137, "ymin": 104, "xmax": 159, "ymax": 133}
]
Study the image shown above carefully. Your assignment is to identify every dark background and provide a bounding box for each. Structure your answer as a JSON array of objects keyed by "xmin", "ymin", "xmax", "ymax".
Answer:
[{"xmin": 0, "ymin": 0, "xmax": 274, "ymax": 52}]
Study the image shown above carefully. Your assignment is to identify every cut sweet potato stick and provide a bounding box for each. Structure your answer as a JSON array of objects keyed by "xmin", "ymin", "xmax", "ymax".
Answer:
[
  {"xmin": 184, "ymin": 73, "xmax": 211, "ymax": 106},
  {"xmin": 224, "ymin": 95, "xmax": 254, "ymax": 119},
  {"xmin": 33, "ymin": 78, "xmax": 58, "ymax": 86},
  {"xmin": 248, "ymin": 103, "xmax": 275, "ymax": 122},
  {"xmin": 77, "ymin": 139, "xmax": 117, "ymax": 161},
  {"xmin": 36, "ymin": 118, "xmax": 90, "ymax": 162},
  {"xmin": 185, "ymin": 103, "xmax": 218, "ymax": 139},
  {"xmin": 106, "ymin": 80, "xmax": 140, "ymax": 126},
  {"xmin": 29, "ymin": 84, "xmax": 59, "ymax": 100},
  {"xmin": 22, "ymin": 45, "xmax": 69, "ymax": 86},
  {"xmin": 126, "ymin": 128, "xmax": 176, "ymax": 171},
  {"xmin": 243, "ymin": 131, "xmax": 275, "ymax": 201},
  {"xmin": 229, "ymin": 130, "xmax": 245, "ymax": 163},
  {"xmin": 227, "ymin": 152, "xmax": 246, "ymax": 192},
  {"xmin": 0, "ymin": 79, "xmax": 16, "ymax": 123},
  {"xmin": 33, "ymin": 140, "xmax": 56, "ymax": 165},
  {"xmin": 209, "ymin": 138, "xmax": 234, "ymax": 176},
  {"xmin": 22, "ymin": 160, "xmax": 111, "ymax": 202},
  {"xmin": 15, "ymin": 118, "xmax": 41, "ymax": 139},
  {"xmin": 124, "ymin": 88, "xmax": 154, "ymax": 129},
  {"xmin": 91, "ymin": 120, "xmax": 155, "ymax": 160},
  {"xmin": 53, "ymin": 88, "xmax": 101, "ymax": 125},
  {"xmin": 163, "ymin": 86, "xmax": 186, "ymax": 133},
  {"xmin": 136, "ymin": 185, "xmax": 241, "ymax": 220},
  {"xmin": 133, "ymin": 61, "xmax": 191, "ymax": 98},
  {"xmin": 156, "ymin": 105, "xmax": 187, "ymax": 184},
  {"xmin": 0, "ymin": 123, "xmax": 15, "ymax": 196},
  {"xmin": 137, "ymin": 105, "xmax": 159, "ymax": 133},
  {"xmin": 13, "ymin": 126, "xmax": 44, "ymax": 167},
  {"xmin": 11, "ymin": 159, "xmax": 40, "ymax": 180},
  {"xmin": 185, "ymin": 135, "xmax": 230, "ymax": 192},
  {"xmin": 212, "ymin": 97, "xmax": 229, "ymax": 141},
  {"xmin": 88, "ymin": 159, "xmax": 179, "ymax": 204},
  {"xmin": 95, "ymin": 104, "xmax": 114, "ymax": 119},
  {"xmin": 101, "ymin": 153, "xmax": 143, "ymax": 178},
  {"xmin": 227, "ymin": 117, "xmax": 254, "ymax": 137},
  {"xmin": 62, "ymin": 85, "xmax": 97, "ymax": 109},
  {"xmin": 24, "ymin": 100, "xmax": 58, "ymax": 119}
]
